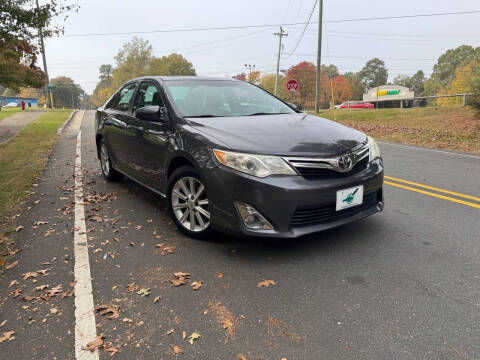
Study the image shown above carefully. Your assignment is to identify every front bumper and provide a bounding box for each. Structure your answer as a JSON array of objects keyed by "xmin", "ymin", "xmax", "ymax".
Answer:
[{"xmin": 204, "ymin": 158, "xmax": 384, "ymax": 238}]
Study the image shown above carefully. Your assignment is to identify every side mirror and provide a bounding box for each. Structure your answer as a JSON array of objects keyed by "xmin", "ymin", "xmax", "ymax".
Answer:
[{"xmin": 134, "ymin": 105, "xmax": 168, "ymax": 122}]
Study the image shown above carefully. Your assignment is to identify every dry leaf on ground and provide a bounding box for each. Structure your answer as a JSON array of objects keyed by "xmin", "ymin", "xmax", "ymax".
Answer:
[
  {"xmin": 154, "ymin": 296, "xmax": 161, "ymax": 303},
  {"xmin": 0, "ymin": 331, "xmax": 15, "ymax": 343},
  {"xmin": 173, "ymin": 272, "xmax": 190, "ymax": 278},
  {"xmin": 191, "ymin": 281, "xmax": 203, "ymax": 290},
  {"xmin": 171, "ymin": 278, "xmax": 186, "ymax": 287},
  {"xmin": 35, "ymin": 285, "xmax": 48, "ymax": 291},
  {"xmin": 127, "ymin": 282, "xmax": 139, "ymax": 292},
  {"xmin": 5, "ymin": 260, "xmax": 18, "ymax": 270},
  {"xmin": 172, "ymin": 345, "xmax": 183, "ymax": 355},
  {"xmin": 208, "ymin": 301, "xmax": 237, "ymax": 342},
  {"xmin": 104, "ymin": 345, "xmax": 120, "ymax": 356},
  {"xmin": 215, "ymin": 272, "xmax": 224, "ymax": 278},
  {"xmin": 95, "ymin": 304, "xmax": 120, "ymax": 319},
  {"xmin": 83, "ymin": 335, "xmax": 104, "ymax": 352},
  {"xmin": 8, "ymin": 280, "xmax": 18, "ymax": 288},
  {"xmin": 257, "ymin": 279, "xmax": 275, "ymax": 288},
  {"xmin": 166, "ymin": 328, "xmax": 175, "ymax": 335},
  {"xmin": 187, "ymin": 332, "xmax": 201, "ymax": 344},
  {"xmin": 15, "ymin": 226, "xmax": 23, "ymax": 232},
  {"xmin": 237, "ymin": 355, "xmax": 248, "ymax": 360},
  {"xmin": 47, "ymin": 284, "xmax": 63, "ymax": 297},
  {"xmin": 136, "ymin": 288, "xmax": 151, "ymax": 297}
]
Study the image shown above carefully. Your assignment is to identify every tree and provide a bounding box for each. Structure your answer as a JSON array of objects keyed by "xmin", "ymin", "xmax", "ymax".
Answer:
[
  {"xmin": 331, "ymin": 76, "xmax": 352, "ymax": 105},
  {"xmin": 149, "ymin": 53, "xmax": 196, "ymax": 76},
  {"xmin": 91, "ymin": 87, "xmax": 115, "ymax": 108},
  {"xmin": 359, "ymin": 58, "xmax": 388, "ymax": 89},
  {"xmin": 343, "ymin": 72, "xmax": 364, "ymax": 100},
  {"xmin": 98, "ymin": 64, "xmax": 113, "ymax": 88},
  {"xmin": 50, "ymin": 76, "xmax": 85, "ymax": 108},
  {"xmin": 437, "ymin": 58, "xmax": 480, "ymax": 106},
  {"xmin": 258, "ymin": 73, "xmax": 288, "ymax": 99},
  {"xmin": 0, "ymin": 0, "xmax": 78, "ymax": 90},
  {"xmin": 287, "ymin": 61, "xmax": 317, "ymax": 106},
  {"xmin": 233, "ymin": 73, "xmax": 246, "ymax": 81},
  {"xmin": 321, "ymin": 64, "xmax": 339, "ymax": 79},
  {"xmin": 424, "ymin": 45, "xmax": 480, "ymax": 96},
  {"xmin": 112, "ymin": 37, "xmax": 153, "ymax": 89},
  {"xmin": 2, "ymin": 88, "xmax": 16, "ymax": 97},
  {"xmin": 247, "ymin": 70, "xmax": 260, "ymax": 85},
  {"xmin": 394, "ymin": 70, "xmax": 425, "ymax": 96}
]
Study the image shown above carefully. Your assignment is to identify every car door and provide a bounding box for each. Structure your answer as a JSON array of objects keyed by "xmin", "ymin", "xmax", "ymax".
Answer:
[
  {"xmin": 103, "ymin": 82, "xmax": 138, "ymax": 173},
  {"xmin": 128, "ymin": 80, "xmax": 171, "ymax": 192}
]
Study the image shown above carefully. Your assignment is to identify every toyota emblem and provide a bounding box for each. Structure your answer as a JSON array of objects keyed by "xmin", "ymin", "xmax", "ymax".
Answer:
[{"xmin": 338, "ymin": 155, "xmax": 353, "ymax": 170}]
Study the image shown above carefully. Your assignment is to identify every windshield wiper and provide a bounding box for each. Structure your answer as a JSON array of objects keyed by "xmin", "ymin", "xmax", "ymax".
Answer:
[
  {"xmin": 185, "ymin": 114, "xmax": 223, "ymax": 118},
  {"xmin": 246, "ymin": 112, "xmax": 291, "ymax": 116}
]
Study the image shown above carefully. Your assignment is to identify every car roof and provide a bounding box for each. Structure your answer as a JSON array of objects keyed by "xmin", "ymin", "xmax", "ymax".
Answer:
[{"xmin": 129, "ymin": 76, "xmax": 241, "ymax": 82}]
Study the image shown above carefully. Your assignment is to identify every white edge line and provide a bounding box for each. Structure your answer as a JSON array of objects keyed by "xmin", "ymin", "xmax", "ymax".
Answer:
[
  {"xmin": 378, "ymin": 141, "xmax": 480, "ymax": 159},
  {"xmin": 74, "ymin": 128, "xmax": 99, "ymax": 360}
]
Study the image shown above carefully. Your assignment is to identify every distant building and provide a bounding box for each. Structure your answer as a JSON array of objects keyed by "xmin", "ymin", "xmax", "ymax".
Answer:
[
  {"xmin": 363, "ymin": 85, "xmax": 414, "ymax": 108},
  {"xmin": 0, "ymin": 96, "xmax": 38, "ymax": 107}
]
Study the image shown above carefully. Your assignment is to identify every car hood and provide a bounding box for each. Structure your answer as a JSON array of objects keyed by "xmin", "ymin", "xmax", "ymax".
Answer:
[{"xmin": 186, "ymin": 113, "xmax": 367, "ymax": 156}]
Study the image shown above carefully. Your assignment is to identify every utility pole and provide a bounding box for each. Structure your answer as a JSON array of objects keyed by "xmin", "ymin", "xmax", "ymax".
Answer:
[
  {"xmin": 274, "ymin": 27, "xmax": 287, "ymax": 96},
  {"xmin": 36, "ymin": 0, "xmax": 51, "ymax": 108},
  {"xmin": 315, "ymin": 0, "xmax": 323, "ymax": 113}
]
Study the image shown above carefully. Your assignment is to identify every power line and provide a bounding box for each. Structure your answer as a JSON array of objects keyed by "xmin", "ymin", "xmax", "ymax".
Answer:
[
  {"xmin": 60, "ymin": 10, "xmax": 480, "ymax": 37},
  {"xmin": 285, "ymin": 0, "xmax": 318, "ymax": 59}
]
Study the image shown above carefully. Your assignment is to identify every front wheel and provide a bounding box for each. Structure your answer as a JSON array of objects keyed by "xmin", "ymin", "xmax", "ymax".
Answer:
[{"xmin": 167, "ymin": 166, "xmax": 211, "ymax": 238}]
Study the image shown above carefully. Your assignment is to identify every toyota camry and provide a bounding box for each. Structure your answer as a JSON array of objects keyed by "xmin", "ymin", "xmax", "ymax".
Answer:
[{"xmin": 95, "ymin": 76, "xmax": 384, "ymax": 238}]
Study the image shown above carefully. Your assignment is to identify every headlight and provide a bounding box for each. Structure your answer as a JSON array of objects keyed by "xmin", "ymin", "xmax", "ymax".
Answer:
[
  {"xmin": 367, "ymin": 136, "xmax": 381, "ymax": 161},
  {"xmin": 213, "ymin": 149, "xmax": 297, "ymax": 177}
]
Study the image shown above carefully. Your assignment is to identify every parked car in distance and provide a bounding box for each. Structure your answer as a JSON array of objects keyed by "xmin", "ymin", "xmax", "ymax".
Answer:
[
  {"xmin": 95, "ymin": 76, "xmax": 384, "ymax": 239},
  {"xmin": 336, "ymin": 101, "xmax": 374, "ymax": 109},
  {"xmin": 2, "ymin": 102, "xmax": 20, "ymax": 108}
]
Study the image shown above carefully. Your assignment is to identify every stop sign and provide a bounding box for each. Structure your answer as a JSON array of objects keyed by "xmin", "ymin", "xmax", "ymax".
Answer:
[{"xmin": 286, "ymin": 80, "xmax": 298, "ymax": 92}]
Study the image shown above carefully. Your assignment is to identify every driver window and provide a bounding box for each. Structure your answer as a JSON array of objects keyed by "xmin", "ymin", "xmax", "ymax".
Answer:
[
  {"xmin": 134, "ymin": 82, "xmax": 164, "ymax": 110},
  {"xmin": 112, "ymin": 83, "xmax": 137, "ymax": 112}
]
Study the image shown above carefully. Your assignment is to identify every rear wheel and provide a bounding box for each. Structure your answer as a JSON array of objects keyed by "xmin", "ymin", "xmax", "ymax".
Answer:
[
  {"xmin": 167, "ymin": 166, "xmax": 211, "ymax": 238},
  {"xmin": 99, "ymin": 139, "xmax": 121, "ymax": 181}
]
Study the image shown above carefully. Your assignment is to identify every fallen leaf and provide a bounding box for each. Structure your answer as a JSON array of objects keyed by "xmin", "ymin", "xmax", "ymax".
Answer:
[
  {"xmin": 171, "ymin": 278, "xmax": 186, "ymax": 287},
  {"xmin": 137, "ymin": 288, "xmax": 151, "ymax": 297},
  {"xmin": 166, "ymin": 328, "xmax": 175, "ymax": 335},
  {"xmin": 146, "ymin": 219, "xmax": 153, "ymax": 223},
  {"xmin": 23, "ymin": 295, "xmax": 35, "ymax": 301},
  {"xmin": 104, "ymin": 345, "xmax": 120, "ymax": 356},
  {"xmin": 173, "ymin": 272, "xmax": 190, "ymax": 278},
  {"xmin": 122, "ymin": 318, "xmax": 133, "ymax": 323},
  {"xmin": 93, "ymin": 248, "xmax": 102, "ymax": 253},
  {"xmin": 12, "ymin": 289, "xmax": 22, "ymax": 298},
  {"xmin": 15, "ymin": 226, "xmax": 23, "ymax": 232},
  {"xmin": 135, "ymin": 225, "xmax": 143, "ymax": 230},
  {"xmin": 35, "ymin": 285, "xmax": 49, "ymax": 291},
  {"xmin": 34, "ymin": 221, "xmax": 48, "ymax": 226},
  {"xmin": 46, "ymin": 284, "xmax": 63, "ymax": 297},
  {"xmin": 257, "ymin": 279, "xmax": 276, "ymax": 288},
  {"xmin": 127, "ymin": 282, "xmax": 139, "ymax": 292},
  {"xmin": 83, "ymin": 335, "xmax": 104, "ymax": 352},
  {"xmin": 187, "ymin": 332, "xmax": 201, "ymax": 344},
  {"xmin": 216, "ymin": 272, "xmax": 224, "ymax": 278},
  {"xmin": 182, "ymin": 331, "xmax": 186, "ymax": 339},
  {"xmin": 6, "ymin": 260, "xmax": 18, "ymax": 271},
  {"xmin": 95, "ymin": 304, "xmax": 120, "ymax": 319},
  {"xmin": 23, "ymin": 272, "xmax": 38, "ymax": 280},
  {"xmin": 154, "ymin": 296, "xmax": 161, "ymax": 303},
  {"xmin": 50, "ymin": 308, "xmax": 58, "ymax": 314},
  {"xmin": 191, "ymin": 281, "xmax": 203, "ymax": 290},
  {"xmin": 0, "ymin": 331, "xmax": 15, "ymax": 343},
  {"xmin": 237, "ymin": 355, "xmax": 248, "ymax": 360},
  {"xmin": 221, "ymin": 318, "xmax": 234, "ymax": 330},
  {"xmin": 172, "ymin": 345, "xmax": 183, "ymax": 355},
  {"xmin": 8, "ymin": 280, "xmax": 18, "ymax": 288}
]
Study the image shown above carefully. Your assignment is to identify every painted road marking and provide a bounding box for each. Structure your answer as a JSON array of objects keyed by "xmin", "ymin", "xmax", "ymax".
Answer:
[
  {"xmin": 378, "ymin": 141, "xmax": 480, "ymax": 159},
  {"xmin": 385, "ymin": 181, "xmax": 480, "ymax": 209},
  {"xmin": 385, "ymin": 176, "xmax": 480, "ymax": 202},
  {"xmin": 74, "ymin": 129, "xmax": 99, "ymax": 360}
]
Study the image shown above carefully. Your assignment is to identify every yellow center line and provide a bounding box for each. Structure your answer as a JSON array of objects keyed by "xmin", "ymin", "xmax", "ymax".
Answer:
[
  {"xmin": 385, "ymin": 175, "xmax": 480, "ymax": 202},
  {"xmin": 384, "ymin": 181, "xmax": 480, "ymax": 209}
]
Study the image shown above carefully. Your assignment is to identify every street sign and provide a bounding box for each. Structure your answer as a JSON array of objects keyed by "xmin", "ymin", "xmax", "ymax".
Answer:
[
  {"xmin": 286, "ymin": 80, "xmax": 298, "ymax": 92},
  {"xmin": 47, "ymin": 84, "xmax": 56, "ymax": 89}
]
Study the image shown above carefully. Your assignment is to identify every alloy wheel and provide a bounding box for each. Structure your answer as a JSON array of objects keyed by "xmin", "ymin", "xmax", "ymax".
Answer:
[{"xmin": 171, "ymin": 176, "xmax": 210, "ymax": 232}]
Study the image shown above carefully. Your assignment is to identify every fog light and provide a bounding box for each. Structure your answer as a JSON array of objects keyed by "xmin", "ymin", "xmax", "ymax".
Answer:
[{"xmin": 235, "ymin": 201, "xmax": 273, "ymax": 230}]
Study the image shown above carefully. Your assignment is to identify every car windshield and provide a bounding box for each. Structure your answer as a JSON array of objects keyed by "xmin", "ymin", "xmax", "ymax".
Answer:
[{"xmin": 165, "ymin": 79, "xmax": 296, "ymax": 118}]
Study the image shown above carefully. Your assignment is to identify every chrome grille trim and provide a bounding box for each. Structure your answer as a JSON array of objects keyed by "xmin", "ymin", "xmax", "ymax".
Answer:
[{"xmin": 284, "ymin": 143, "xmax": 370, "ymax": 174}]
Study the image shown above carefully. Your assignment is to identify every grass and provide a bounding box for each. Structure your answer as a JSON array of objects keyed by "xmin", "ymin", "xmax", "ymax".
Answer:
[
  {"xmin": 310, "ymin": 106, "xmax": 480, "ymax": 154},
  {"xmin": 0, "ymin": 107, "xmax": 22, "ymax": 121},
  {"xmin": 0, "ymin": 110, "xmax": 72, "ymax": 221}
]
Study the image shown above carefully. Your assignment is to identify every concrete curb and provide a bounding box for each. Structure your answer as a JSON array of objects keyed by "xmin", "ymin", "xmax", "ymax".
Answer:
[{"xmin": 57, "ymin": 110, "xmax": 77, "ymax": 135}]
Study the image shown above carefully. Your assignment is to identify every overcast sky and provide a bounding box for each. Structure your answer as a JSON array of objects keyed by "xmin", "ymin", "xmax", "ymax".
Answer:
[{"xmin": 42, "ymin": 0, "xmax": 480, "ymax": 94}]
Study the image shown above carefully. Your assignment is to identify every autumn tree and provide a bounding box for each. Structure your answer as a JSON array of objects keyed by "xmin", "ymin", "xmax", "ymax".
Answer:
[
  {"xmin": 50, "ymin": 76, "xmax": 85, "ymax": 108},
  {"xmin": 287, "ymin": 61, "xmax": 317, "ymax": 106},
  {"xmin": 321, "ymin": 64, "xmax": 339, "ymax": 79},
  {"xmin": 247, "ymin": 71, "xmax": 261, "ymax": 85},
  {"xmin": 233, "ymin": 73, "xmax": 247, "ymax": 81},
  {"xmin": 258, "ymin": 74, "xmax": 288, "ymax": 99},
  {"xmin": 0, "ymin": 0, "xmax": 78, "ymax": 90},
  {"xmin": 149, "ymin": 53, "xmax": 196, "ymax": 76},
  {"xmin": 91, "ymin": 87, "xmax": 114, "ymax": 108},
  {"xmin": 437, "ymin": 58, "xmax": 480, "ymax": 106},
  {"xmin": 359, "ymin": 58, "xmax": 388, "ymax": 89},
  {"xmin": 331, "ymin": 76, "xmax": 352, "ymax": 105}
]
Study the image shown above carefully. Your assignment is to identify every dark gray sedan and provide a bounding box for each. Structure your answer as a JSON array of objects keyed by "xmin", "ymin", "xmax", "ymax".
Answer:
[{"xmin": 95, "ymin": 76, "xmax": 384, "ymax": 238}]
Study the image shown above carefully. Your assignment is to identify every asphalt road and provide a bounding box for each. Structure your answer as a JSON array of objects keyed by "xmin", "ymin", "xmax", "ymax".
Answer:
[{"xmin": 1, "ymin": 110, "xmax": 479, "ymax": 360}]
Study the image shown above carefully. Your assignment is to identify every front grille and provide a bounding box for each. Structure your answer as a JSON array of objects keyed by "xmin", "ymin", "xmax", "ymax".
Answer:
[
  {"xmin": 289, "ymin": 190, "xmax": 380, "ymax": 228},
  {"xmin": 295, "ymin": 156, "xmax": 369, "ymax": 179}
]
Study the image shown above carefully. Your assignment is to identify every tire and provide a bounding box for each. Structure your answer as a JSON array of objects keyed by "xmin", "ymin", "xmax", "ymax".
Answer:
[
  {"xmin": 99, "ymin": 139, "xmax": 122, "ymax": 181},
  {"xmin": 167, "ymin": 166, "xmax": 211, "ymax": 239}
]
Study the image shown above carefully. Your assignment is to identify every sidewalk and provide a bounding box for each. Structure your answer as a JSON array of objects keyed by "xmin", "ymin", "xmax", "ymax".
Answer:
[{"xmin": 0, "ymin": 109, "xmax": 46, "ymax": 145}]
